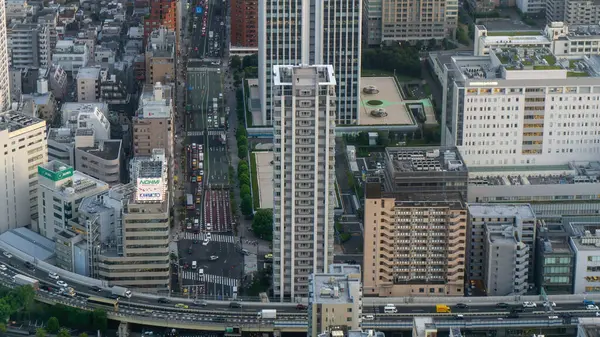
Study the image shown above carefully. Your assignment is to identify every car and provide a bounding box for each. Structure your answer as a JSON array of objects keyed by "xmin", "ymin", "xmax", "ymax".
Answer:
[
  {"xmin": 543, "ymin": 301, "xmax": 557, "ymax": 307},
  {"xmin": 90, "ymin": 286, "xmax": 102, "ymax": 292},
  {"xmin": 496, "ymin": 303, "xmax": 509, "ymax": 308},
  {"xmin": 548, "ymin": 316, "xmax": 559, "ymax": 319},
  {"xmin": 455, "ymin": 303, "xmax": 468, "ymax": 309},
  {"xmin": 455, "ymin": 314, "xmax": 464, "ymax": 319},
  {"xmin": 209, "ymin": 255, "xmax": 219, "ymax": 261},
  {"xmin": 229, "ymin": 302, "xmax": 242, "ymax": 308},
  {"xmin": 265, "ymin": 253, "xmax": 273, "ymax": 260},
  {"xmin": 0, "ymin": 264, "xmax": 6, "ymax": 271},
  {"xmin": 205, "ymin": 233, "xmax": 211, "ymax": 240},
  {"xmin": 56, "ymin": 280, "xmax": 68, "ymax": 288},
  {"xmin": 596, "ymin": 311, "xmax": 600, "ymax": 317},
  {"xmin": 3, "ymin": 252, "xmax": 12, "ymax": 259},
  {"xmin": 522, "ymin": 302, "xmax": 537, "ymax": 308},
  {"xmin": 202, "ymin": 239, "xmax": 209, "ymax": 246},
  {"xmin": 193, "ymin": 300, "xmax": 208, "ymax": 307},
  {"xmin": 193, "ymin": 24, "xmax": 197, "ymax": 28},
  {"xmin": 40, "ymin": 285, "xmax": 53, "ymax": 291},
  {"xmin": 175, "ymin": 303, "xmax": 189, "ymax": 309},
  {"xmin": 158, "ymin": 298, "xmax": 170, "ymax": 304},
  {"xmin": 587, "ymin": 305, "xmax": 599, "ymax": 310},
  {"xmin": 296, "ymin": 304, "xmax": 307, "ymax": 310},
  {"xmin": 49, "ymin": 272, "xmax": 59, "ymax": 279}
]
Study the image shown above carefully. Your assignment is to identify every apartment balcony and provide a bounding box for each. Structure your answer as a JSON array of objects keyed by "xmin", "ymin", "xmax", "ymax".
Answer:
[
  {"xmin": 447, "ymin": 250, "xmax": 465, "ymax": 260},
  {"xmin": 515, "ymin": 267, "xmax": 527, "ymax": 279}
]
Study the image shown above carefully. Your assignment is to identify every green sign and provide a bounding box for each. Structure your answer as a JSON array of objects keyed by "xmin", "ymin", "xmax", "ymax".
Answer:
[
  {"xmin": 38, "ymin": 166, "xmax": 73, "ymax": 181},
  {"xmin": 139, "ymin": 179, "xmax": 161, "ymax": 185}
]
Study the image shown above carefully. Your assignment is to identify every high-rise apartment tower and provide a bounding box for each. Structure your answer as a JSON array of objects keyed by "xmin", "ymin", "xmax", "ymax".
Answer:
[
  {"xmin": 258, "ymin": 0, "xmax": 361, "ymax": 125},
  {"xmin": 272, "ymin": 65, "xmax": 336, "ymax": 300}
]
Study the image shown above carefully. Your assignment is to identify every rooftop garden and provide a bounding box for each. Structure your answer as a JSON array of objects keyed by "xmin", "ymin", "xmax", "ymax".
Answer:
[
  {"xmin": 533, "ymin": 65, "xmax": 563, "ymax": 70},
  {"xmin": 567, "ymin": 71, "xmax": 590, "ymax": 77}
]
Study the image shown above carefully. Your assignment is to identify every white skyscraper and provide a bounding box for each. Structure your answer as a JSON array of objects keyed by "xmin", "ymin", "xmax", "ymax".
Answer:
[
  {"xmin": 0, "ymin": 0, "xmax": 10, "ymax": 110},
  {"xmin": 272, "ymin": 65, "xmax": 336, "ymax": 300},
  {"xmin": 258, "ymin": 0, "xmax": 361, "ymax": 126}
]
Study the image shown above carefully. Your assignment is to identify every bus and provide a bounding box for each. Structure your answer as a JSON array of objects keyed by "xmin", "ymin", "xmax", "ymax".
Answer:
[{"xmin": 87, "ymin": 296, "xmax": 119, "ymax": 312}]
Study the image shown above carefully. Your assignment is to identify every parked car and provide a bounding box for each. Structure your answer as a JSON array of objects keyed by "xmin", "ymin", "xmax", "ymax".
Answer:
[{"xmin": 522, "ymin": 302, "xmax": 537, "ymax": 308}]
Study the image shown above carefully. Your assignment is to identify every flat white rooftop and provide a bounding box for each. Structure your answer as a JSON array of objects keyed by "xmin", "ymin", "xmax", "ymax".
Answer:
[
  {"xmin": 467, "ymin": 203, "xmax": 535, "ymax": 218},
  {"xmin": 253, "ymin": 151, "xmax": 273, "ymax": 209},
  {"xmin": 76, "ymin": 67, "xmax": 101, "ymax": 80}
]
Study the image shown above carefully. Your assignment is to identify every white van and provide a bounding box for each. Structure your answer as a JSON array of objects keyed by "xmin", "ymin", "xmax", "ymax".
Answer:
[
  {"xmin": 384, "ymin": 304, "xmax": 398, "ymax": 314},
  {"xmin": 206, "ymin": 223, "xmax": 212, "ymax": 230},
  {"xmin": 199, "ymin": 268, "xmax": 205, "ymax": 281},
  {"xmin": 362, "ymin": 315, "xmax": 374, "ymax": 321},
  {"xmin": 192, "ymin": 261, "xmax": 197, "ymax": 269}
]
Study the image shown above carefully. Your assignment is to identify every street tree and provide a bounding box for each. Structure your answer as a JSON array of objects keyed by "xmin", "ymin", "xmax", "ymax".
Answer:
[
  {"xmin": 251, "ymin": 209, "xmax": 273, "ymax": 241},
  {"xmin": 46, "ymin": 317, "xmax": 59, "ymax": 333}
]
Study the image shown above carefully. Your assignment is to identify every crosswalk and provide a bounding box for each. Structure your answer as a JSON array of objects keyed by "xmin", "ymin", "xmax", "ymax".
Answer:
[
  {"xmin": 207, "ymin": 130, "xmax": 225, "ymax": 136},
  {"xmin": 182, "ymin": 271, "xmax": 239, "ymax": 287},
  {"xmin": 183, "ymin": 232, "xmax": 236, "ymax": 243},
  {"xmin": 187, "ymin": 131, "xmax": 204, "ymax": 136}
]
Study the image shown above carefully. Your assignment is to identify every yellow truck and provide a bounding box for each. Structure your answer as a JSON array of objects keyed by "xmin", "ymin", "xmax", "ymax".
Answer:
[{"xmin": 436, "ymin": 304, "xmax": 451, "ymax": 313}]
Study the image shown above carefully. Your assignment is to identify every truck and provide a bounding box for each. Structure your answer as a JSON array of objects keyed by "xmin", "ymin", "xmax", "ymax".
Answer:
[
  {"xmin": 186, "ymin": 194, "xmax": 195, "ymax": 210},
  {"xmin": 436, "ymin": 304, "xmax": 451, "ymax": 313},
  {"xmin": 13, "ymin": 274, "xmax": 39, "ymax": 290},
  {"xmin": 111, "ymin": 286, "xmax": 132, "ymax": 298},
  {"xmin": 209, "ymin": 31, "xmax": 214, "ymax": 38},
  {"xmin": 257, "ymin": 309, "xmax": 276, "ymax": 319},
  {"xmin": 213, "ymin": 103, "xmax": 218, "ymax": 111}
]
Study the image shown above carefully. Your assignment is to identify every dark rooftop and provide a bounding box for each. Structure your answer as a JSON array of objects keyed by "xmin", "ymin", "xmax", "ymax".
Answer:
[{"xmin": 78, "ymin": 139, "xmax": 122, "ymax": 160}]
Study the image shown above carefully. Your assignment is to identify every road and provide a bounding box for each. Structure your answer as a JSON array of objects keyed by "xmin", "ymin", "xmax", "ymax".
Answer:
[{"xmin": 179, "ymin": 0, "xmax": 237, "ymax": 299}]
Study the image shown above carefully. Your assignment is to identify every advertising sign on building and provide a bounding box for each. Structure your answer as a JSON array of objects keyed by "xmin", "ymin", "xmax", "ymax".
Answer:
[
  {"xmin": 136, "ymin": 178, "xmax": 164, "ymax": 201},
  {"xmin": 38, "ymin": 166, "xmax": 74, "ymax": 182}
]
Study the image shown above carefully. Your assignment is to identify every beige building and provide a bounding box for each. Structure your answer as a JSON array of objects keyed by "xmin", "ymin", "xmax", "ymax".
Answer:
[
  {"xmin": 363, "ymin": 183, "xmax": 467, "ymax": 297},
  {"xmin": 376, "ymin": 0, "xmax": 458, "ymax": 43},
  {"xmin": 308, "ymin": 264, "xmax": 362, "ymax": 337},
  {"xmin": 145, "ymin": 27, "xmax": 175, "ymax": 85},
  {"xmin": 76, "ymin": 67, "xmax": 101, "ymax": 103},
  {"xmin": 97, "ymin": 156, "xmax": 170, "ymax": 291},
  {"xmin": 133, "ymin": 82, "xmax": 173, "ymax": 158},
  {"xmin": 73, "ymin": 132, "xmax": 123, "ymax": 185}
]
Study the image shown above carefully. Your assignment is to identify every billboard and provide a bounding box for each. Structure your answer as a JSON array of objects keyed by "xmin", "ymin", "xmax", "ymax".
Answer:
[
  {"xmin": 136, "ymin": 178, "xmax": 164, "ymax": 201},
  {"xmin": 38, "ymin": 166, "xmax": 74, "ymax": 182}
]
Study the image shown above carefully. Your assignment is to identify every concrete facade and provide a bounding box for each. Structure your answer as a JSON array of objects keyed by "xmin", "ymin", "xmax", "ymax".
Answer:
[
  {"xmin": 8, "ymin": 23, "xmax": 51, "ymax": 70},
  {"xmin": 133, "ymin": 83, "xmax": 173, "ymax": 159},
  {"xmin": 76, "ymin": 67, "xmax": 101, "ymax": 103},
  {"xmin": 145, "ymin": 28, "xmax": 175, "ymax": 85}
]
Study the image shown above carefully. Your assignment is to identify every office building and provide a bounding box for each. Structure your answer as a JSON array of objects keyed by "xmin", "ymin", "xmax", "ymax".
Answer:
[
  {"xmin": 483, "ymin": 223, "xmax": 530, "ymax": 296},
  {"xmin": 145, "ymin": 28, "xmax": 175, "ymax": 85},
  {"xmin": 308, "ymin": 264, "xmax": 362, "ymax": 337},
  {"xmin": 51, "ymin": 40, "xmax": 89, "ymax": 73},
  {"xmin": 516, "ymin": 0, "xmax": 545, "ymax": 13},
  {"xmin": 365, "ymin": 0, "xmax": 458, "ymax": 44},
  {"xmin": 36, "ymin": 161, "xmax": 109, "ymax": 241},
  {"xmin": 143, "ymin": 0, "xmax": 177, "ymax": 43},
  {"xmin": 0, "ymin": 111, "xmax": 47, "ymax": 232},
  {"xmin": 74, "ymin": 136, "xmax": 123, "ymax": 185},
  {"xmin": 100, "ymin": 68, "xmax": 131, "ymax": 107},
  {"xmin": 567, "ymin": 221, "xmax": 600, "ymax": 294},
  {"xmin": 363, "ymin": 183, "xmax": 467, "ymax": 297},
  {"xmin": 97, "ymin": 154, "xmax": 170, "ymax": 291},
  {"xmin": 8, "ymin": 23, "xmax": 51, "ymax": 70},
  {"xmin": 467, "ymin": 204, "xmax": 536, "ymax": 291},
  {"xmin": 6, "ymin": 0, "xmax": 34, "ymax": 21},
  {"xmin": 76, "ymin": 67, "xmax": 101, "ymax": 103},
  {"xmin": 133, "ymin": 83, "xmax": 173, "ymax": 158},
  {"xmin": 382, "ymin": 147, "xmax": 468, "ymax": 196},
  {"xmin": 535, "ymin": 220, "xmax": 574, "ymax": 294},
  {"xmin": 230, "ymin": 0, "xmax": 257, "ymax": 48},
  {"xmin": 442, "ymin": 45, "xmax": 600, "ymax": 168},
  {"xmin": 258, "ymin": 0, "xmax": 361, "ymax": 125},
  {"xmin": 0, "ymin": 0, "xmax": 9, "ymax": 111},
  {"xmin": 468, "ymin": 161, "xmax": 600, "ymax": 218},
  {"xmin": 272, "ymin": 65, "xmax": 336, "ymax": 300},
  {"xmin": 547, "ymin": 0, "xmax": 600, "ymax": 25},
  {"xmin": 61, "ymin": 103, "xmax": 111, "ymax": 141}
]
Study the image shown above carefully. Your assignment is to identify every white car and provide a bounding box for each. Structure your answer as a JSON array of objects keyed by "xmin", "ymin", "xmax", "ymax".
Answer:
[
  {"xmin": 587, "ymin": 305, "xmax": 599, "ymax": 310},
  {"xmin": 543, "ymin": 301, "xmax": 556, "ymax": 307},
  {"xmin": 596, "ymin": 311, "xmax": 600, "ymax": 317},
  {"xmin": 49, "ymin": 272, "xmax": 59, "ymax": 280},
  {"xmin": 56, "ymin": 280, "xmax": 68, "ymax": 288},
  {"xmin": 209, "ymin": 255, "xmax": 219, "ymax": 261},
  {"xmin": 522, "ymin": 302, "xmax": 537, "ymax": 308},
  {"xmin": 205, "ymin": 233, "xmax": 211, "ymax": 240},
  {"xmin": 0, "ymin": 264, "xmax": 7, "ymax": 271},
  {"xmin": 3, "ymin": 252, "xmax": 12, "ymax": 259},
  {"xmin": 548, "ymin": 316, "xmax": 559, "ymax": 319},
  {"xmin": 202, "ymin": 239, "xmax": 209, "ymax": 246}
]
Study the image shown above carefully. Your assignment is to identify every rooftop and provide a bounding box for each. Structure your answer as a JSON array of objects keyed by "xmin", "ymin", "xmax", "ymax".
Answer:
[
  {"xmin": 77, "ymin": 67, "xmax": 101, "ymax": 80},
  {"xmin": 138, "ymin": 161, "xmax": 162, "ymax": 178},
  {"xmin": 318, "ymin": 327, "xmax": 385, "ymax": 337},
  {"xmin": 0, "ymin": 111, "xmax": 44, "ymax": 133},
  {"xmin": 311, "ymin": 274, "xmax": 358, "ymax": 305},
  {"xmin": 41, "ymin": 160, "xmax": 72, "ymax": 173},
  {"xmin": 467, "ymin": 203, "xmax": 536, "ymax": 219},
  {"xmin": 359, "ymin": 77, "xmax": 414, "ymax": 126},
  {"xmin": 78, "ymin": 139, "xmax": 122, "ymax": 160},
  {"xmin": 137, "ymin": 83, "xmax": 172, "ymax": 119},
  {"xmin": 48, "ymin": 128, "xmax": 74, "ymax": 143},
  {"xmin": 0, "ymin": 228, "xmax": 55, "ymax": 261},
  {"xmin": 273, "ymin": 65, "xmax": 336, "ymax": 86},
  {"xmin": 469, "ymin": 161, "xmax": 600, "ymax": 186},
  {"xmin": 385, "ymin": 146, "xmax": 467, "ymax": 174}
]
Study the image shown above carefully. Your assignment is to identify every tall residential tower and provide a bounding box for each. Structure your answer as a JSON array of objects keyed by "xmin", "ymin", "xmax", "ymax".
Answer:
[
  {"xmin": 272, "ymin": 65, "xmax": 336, "ymax": 300},
  {"xmin": 258, "ymin": 0, "xmax": 361, "ymax": 126}
]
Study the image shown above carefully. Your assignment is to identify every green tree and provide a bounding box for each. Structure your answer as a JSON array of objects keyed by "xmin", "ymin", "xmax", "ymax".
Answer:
[
  {"xmin": 46, "ymin": 317, "xmax": 59, "ymax": 334},
  {"xmin": 377, "ymin": 131, "xmax": 390, "ymax": 147},
  {"xmin": 237, "ymin": 160, "xmax": 248, "ymax": 172},
  {"xmin": 57, "ymin": 328, "xmax": 70, "ymax": 337},
  {"xmin": 252, "ymin": 209, "xmax": 273, "ymax": 241},
  {"xmin": 237, "ymin": 135, "xmax": 248, "ymax": 147},
  {"xmin": 242, "ymin": 54, "xmax": 258, "ymax": 68},
  {"xmin": 14, "ymin": 285, "xmax": 35, "ymax": 312},
  {"xmin": 241, "ymin": 194, "xmax": 253, "ymax": 215},
  {"xmin": 0, "ymin": 323, "xmax": 7, "ymax": 334},
  {"xmin": 240, "ymin": 184, "xmax": 251, "ymax": 196},
  {"xmin": 238, "ymin": 174, "xmax": 250, "ymax": 187},
  {"xmin": 230, "ymin": 55, "xmax": 242, "ymax": 69},
  {"xmin": 0, "ymin": 300, "xmax": 12, "ymax": 323},
  {"xmin": 36, "ymin": 329, "xmax": 47, "ymax": 337},
  {"xmin": 79, "ymin": 333, "xmax": 88, "ymax": 337},
  {"xmin": 238, "ymin": 145, "xmax": 248, "ymax": 159},
  {"xmin": 91, "ymin": 309, "xmax": 107, "ymax": 332}
]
